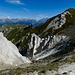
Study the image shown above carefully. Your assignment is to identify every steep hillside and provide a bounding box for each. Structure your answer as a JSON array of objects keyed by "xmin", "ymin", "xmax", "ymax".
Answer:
[
  {"xmin": 6, "ymin": 25, "xmax": 33, "ymax": 51},
  {"xmin": 0, "ymin": 32, "xmax": 31, "ymax": 70},
  {"xmin": 1, "ymin": 8, "xmax": 75, "ymax": 75},
  {"xmin": 1, "ymin": 8, "xmax": 75, "ymax": 59}
]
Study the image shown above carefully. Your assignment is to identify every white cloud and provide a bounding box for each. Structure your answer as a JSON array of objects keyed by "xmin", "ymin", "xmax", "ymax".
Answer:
[
  {"xmin": 36, "ymin": 14, "xmax": 48, "ymax": 20},
  {"xmin": 7, "ymin": 16, "xmax": 11, "ymax": 19},
  {"xmin": 6, "ymin": 0, "xmax": 24, "ymax": 5},
  {"xmin": 23, "ymin": 8, "xmax": 30, "ymax": 13}
]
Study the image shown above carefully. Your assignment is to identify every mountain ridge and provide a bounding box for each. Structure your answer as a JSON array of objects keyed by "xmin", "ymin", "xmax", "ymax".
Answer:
[
  {"xmin": 0, "ymin": 8, "xmax": 75, "ymax": 75},
  {"xmin": 0, "ymin": 8, "xmax": 75, "ymax": 60}
]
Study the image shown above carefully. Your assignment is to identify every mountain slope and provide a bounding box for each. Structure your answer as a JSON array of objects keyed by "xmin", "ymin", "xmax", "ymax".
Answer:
[
  {"xmin": 0, "ymin": 32, "xmax": 31, "ymax": 67},
  {"xmin": 28, "ymin": 33, "xmax": 69, "ymax": 60},
  {"xmin": 1, "ymin": 8, "xmax": 75, "ymax": 60},
  {"xmin": 1, "ymin": 8, "xmax": 75, "ymax": 74}
]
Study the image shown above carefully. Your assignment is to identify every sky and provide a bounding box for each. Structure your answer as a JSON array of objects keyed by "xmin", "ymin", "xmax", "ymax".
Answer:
[{"xmin": 0, "ymin": 0, "xmax": 75, "ymax": 20}]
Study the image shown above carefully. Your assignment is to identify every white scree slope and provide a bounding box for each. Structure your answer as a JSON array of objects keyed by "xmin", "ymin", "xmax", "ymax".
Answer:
[
  {"xmin": 43, "ymin": 11, "xmax": 72, "ymax": 33},
  {"xmin": 28, "ymin": 33, "xmax": 68, "ymax": 60},
  {"xmin": 0, "ymin": 32, "xmax": 31, "ymax": 66}
]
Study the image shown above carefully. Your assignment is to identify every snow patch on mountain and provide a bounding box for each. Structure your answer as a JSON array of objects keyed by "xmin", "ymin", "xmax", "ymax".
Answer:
[{"xmin": 0, "ymin": 32, "xmax": 31, "ymax": 66}]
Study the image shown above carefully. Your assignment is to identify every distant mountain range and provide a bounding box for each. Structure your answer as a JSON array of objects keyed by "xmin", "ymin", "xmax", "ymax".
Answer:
[{"xmin": 0, "ymin": 18, "xmax": 48, "ymax": 26}]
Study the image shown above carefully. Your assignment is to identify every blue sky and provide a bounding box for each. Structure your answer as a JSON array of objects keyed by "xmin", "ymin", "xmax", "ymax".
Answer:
[{"xmin": 0, "ymin": 0, "xmax": 75, "ymax": 20}]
